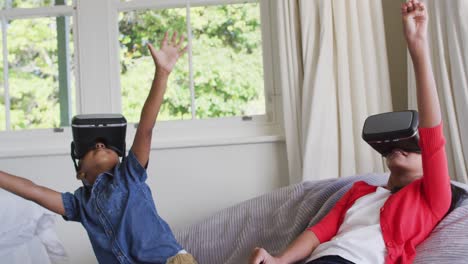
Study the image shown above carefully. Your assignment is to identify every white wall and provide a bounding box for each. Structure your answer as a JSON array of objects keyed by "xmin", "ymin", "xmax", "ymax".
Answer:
[{"xmin": 0, "ymin": 141, "xmax": 288, "ymax": 263}]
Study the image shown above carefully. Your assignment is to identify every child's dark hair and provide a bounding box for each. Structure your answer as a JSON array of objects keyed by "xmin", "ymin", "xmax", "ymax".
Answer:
[{"xmin": 447, "ymin": 184, "xmax": 468, "ymax": 216}]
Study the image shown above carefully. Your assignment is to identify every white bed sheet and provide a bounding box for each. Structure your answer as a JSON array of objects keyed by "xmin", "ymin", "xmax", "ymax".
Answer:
[{"xmin": 0, "ymin": 189, "xmax": 68, "ymax": 264}]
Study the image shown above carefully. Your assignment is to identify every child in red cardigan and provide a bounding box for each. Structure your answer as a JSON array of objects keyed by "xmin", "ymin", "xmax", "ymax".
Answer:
[{"xmin": 250, "ymin": 1, "xmax": 461, "ymax": 264}]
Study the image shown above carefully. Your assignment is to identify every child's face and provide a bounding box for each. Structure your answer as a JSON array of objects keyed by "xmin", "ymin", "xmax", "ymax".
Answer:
[
  {"xmin": 386, "ymin": 149, "xmax": 423, "ymax": 176},
  {"xmin": 78, "ymin": 142, "xmax": 119, "ymax": 184}
]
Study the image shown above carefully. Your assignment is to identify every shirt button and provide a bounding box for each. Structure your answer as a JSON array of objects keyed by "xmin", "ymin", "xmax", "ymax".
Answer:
[
  {"xmin": 107, "ymin": 230, "xmax": 113, "ymax": 236},
  {"xmin": 380, "ymin": 207, "xmax": 385, "ymax": 212},
  {"xmin": 386, "ymin": 241, "xmax": 394, "ymax": 247}
]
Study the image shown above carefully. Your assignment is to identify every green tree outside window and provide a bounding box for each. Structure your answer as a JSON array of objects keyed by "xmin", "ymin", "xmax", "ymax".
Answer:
[
  {"xmin": 3, "ymin": 16, "xmax": 74, "ymax": 130},
  {"xmin": 119, "ymin": 2, "xmax": 265, "ymax": 122}
]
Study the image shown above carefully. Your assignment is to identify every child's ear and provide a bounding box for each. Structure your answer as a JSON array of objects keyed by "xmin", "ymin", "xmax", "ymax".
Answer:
[{"xmin": 76, "ymin": 171, "xmax": 86, "ymax": 180}]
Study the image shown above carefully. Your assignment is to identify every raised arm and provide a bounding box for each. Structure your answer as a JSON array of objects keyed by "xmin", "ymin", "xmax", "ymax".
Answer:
[
  {"xmin": 402, "ymin": 0, "xmax": 451, "ymax": 216},
  {"xmin": 0, "ymin": 170, "xmax": 65, "ymax": 216},
  {"xmin": 402, "ymin": 0, "xmax": 441, "ymax": 127},
  {"xmin": 131, "ymin": 32, "xmax": 187, "ymax": 167}
]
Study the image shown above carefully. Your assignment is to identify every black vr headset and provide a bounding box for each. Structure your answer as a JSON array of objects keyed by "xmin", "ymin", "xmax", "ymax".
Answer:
[
  {"xmin": 71, "ymin": 114, "xmax": 127, "ymax": 171},
  {"xmin": 362, "ymin": 110, "xmax": 421, "ymax": 156}
]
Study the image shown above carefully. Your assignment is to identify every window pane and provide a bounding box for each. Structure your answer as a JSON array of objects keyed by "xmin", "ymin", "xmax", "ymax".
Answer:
[
  {"xmin": 7, "ymin": 16, "xmax": 74, "ymax": 130},
  {"xmin": 2, "ymin": 0, "xmax": 71, "ymax": 9},
  {"xmin": 119, "ymin": 8, "xmax": 190, "ymax": 123},
  {"xmin": 191, "ymin": 2, "xmax": 265, "ymax": 119}
]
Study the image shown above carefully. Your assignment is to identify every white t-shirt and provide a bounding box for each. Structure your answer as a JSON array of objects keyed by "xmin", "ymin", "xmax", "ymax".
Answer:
[{"xmin": 306, "ymin": 187, "xmax": 391, "ymax": 264}]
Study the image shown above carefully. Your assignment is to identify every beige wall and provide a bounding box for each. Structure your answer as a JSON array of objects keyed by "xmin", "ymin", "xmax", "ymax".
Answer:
[{"xmin": 382, "ymin": 0, "xmax": 408, "ymax": 111}]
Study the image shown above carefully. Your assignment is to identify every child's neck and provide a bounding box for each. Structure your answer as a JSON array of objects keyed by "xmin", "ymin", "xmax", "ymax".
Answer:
[{"xmin": 386, "ymin": 171, "xmax": 423, "ymax": 192}]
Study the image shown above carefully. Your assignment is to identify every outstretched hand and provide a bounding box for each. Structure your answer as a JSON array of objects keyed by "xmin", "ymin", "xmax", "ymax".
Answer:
[
  {"xmin": 249, "ymin": 247, "xmax": 281, "ymax": 264},
  {"xmin": 401, "ymin": 0, "xmax": 428, "ymax": 51},
  {"xmin": 148, "ymin": 31, "xmax": 188, "ymax": 75}
]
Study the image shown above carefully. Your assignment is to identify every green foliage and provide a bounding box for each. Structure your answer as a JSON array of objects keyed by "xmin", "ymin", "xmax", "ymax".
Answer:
[
  {"xmin": 0, "ymin": 16, "xmax": 74, "ymax": 130},
  {"xmin": 0, "ymin": 1, "xmax": 265, "ymax": 131},
  {"xmin": 0, "ymin": 0, "xmax": 74, "ymax": 131},
  {"xmin": 119, "ymin": 2, "xmax": 265, "ymax": 122},
  {"xmin": 7, "ymin": 0, "xmax": 69, "ymax": 8},
  {"xmin": 7, "ymin": 18, "xmax": 61, "ymax": 129},
  {"xmin": 119, "ymin": 8, "xmax": 191, "ymax": 122}
]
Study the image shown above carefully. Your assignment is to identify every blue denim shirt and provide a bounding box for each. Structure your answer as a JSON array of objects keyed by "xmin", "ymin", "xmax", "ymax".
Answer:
[{"xmin": 62, "ymin": 150, "xmax": 182, "ymax": 264}]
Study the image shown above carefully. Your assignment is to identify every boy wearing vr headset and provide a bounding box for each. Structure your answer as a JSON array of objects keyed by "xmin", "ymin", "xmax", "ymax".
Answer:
[
  {"xmin": 0, "ymin": 32, "xmax": 197, "ymax": 264},
  {"xmin": 250, "ymin": 1, "xmax": 462, "ymax": 264}
]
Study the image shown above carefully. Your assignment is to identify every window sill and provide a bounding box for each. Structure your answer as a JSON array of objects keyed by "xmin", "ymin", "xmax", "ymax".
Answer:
[
  {"xmin": 0, "ymin": 119, "xmax": 285, "ymax": 159},
  {"xmin": 0, "ymin": 134, "xmax": 284, "ymax": 159}
]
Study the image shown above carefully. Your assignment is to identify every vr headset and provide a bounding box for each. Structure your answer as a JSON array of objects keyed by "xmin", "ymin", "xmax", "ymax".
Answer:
[
  {"xmin": 362, "ymin": 110, "xmax": 421, "ymax": 156},
  {"xmin": 71, "ymin": 114, "xmax": 127, "ymax": 171}
]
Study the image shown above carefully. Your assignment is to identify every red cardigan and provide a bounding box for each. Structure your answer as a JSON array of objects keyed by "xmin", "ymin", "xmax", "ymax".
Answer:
[{"xmin": 308, "ymin": 123, "xmax": 451, "ymax": 264}]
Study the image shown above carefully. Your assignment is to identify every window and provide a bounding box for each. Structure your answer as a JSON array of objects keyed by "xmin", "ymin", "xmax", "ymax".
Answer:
[
  {"xmin": 0, "ymin": 0, "xmax": 281, "ymax": 157},
  {"xmin": 119, "ymin": 7, "xmax": 190, "ymax": 121},
  {"xmin": 117, "ymin": 0, "xmax": 268, "ymax": 123},
  {"xmin": 0, "ymin": 0, "xmax": 75, "ymax": 131}
]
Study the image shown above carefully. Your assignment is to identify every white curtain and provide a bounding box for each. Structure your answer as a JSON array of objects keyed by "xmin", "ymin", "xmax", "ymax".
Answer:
[
  {"xmin": 408, "ymin": 0, "xmax": 468, "ymax": 183},
  {"xmin": 277, "ymin": 0, "xmax": 393, "ymax": 184}
]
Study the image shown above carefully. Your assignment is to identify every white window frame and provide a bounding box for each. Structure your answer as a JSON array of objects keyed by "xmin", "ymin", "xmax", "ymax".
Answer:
[
  {"xmin": 0, "ymin": 0, "xmax": 284, "ymax": 159},
  {"xmin": 0, "ymin": 1, "xmax": 78, "ymax": 158}
]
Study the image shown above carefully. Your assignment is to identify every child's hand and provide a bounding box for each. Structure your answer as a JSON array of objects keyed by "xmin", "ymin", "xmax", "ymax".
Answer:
[
  {"xmin": 249, "ymin": 247, "xmax": 281, "ymax": 264},
  {"xmin": 401, "ymin": 0, "xmax": 428, "ymax": 51},
  {"xmin": 148, "ymin": 31, "xmax": 188, "ymax": 75}
]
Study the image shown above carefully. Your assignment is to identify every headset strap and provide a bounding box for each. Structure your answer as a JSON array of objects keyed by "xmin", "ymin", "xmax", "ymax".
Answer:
[{"xmin": 70, "ymin": 142, "xmax": 79, "ymax": 171}]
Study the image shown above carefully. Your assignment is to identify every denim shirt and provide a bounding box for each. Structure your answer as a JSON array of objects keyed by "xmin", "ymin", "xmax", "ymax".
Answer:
[{"xmin": 62, "ymin": 150, "xmax": 182, "ymax": 264}]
